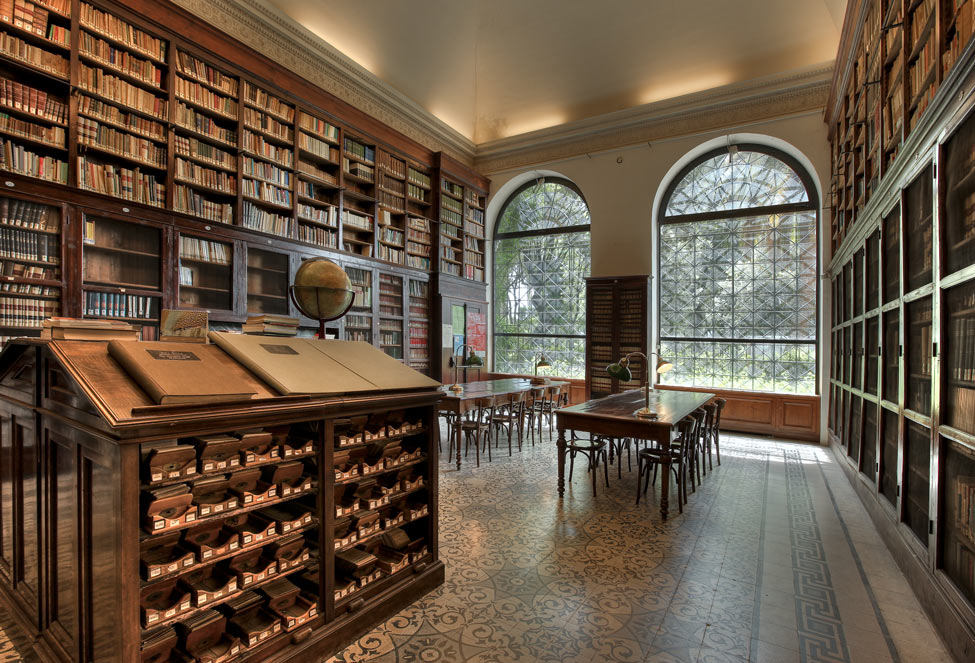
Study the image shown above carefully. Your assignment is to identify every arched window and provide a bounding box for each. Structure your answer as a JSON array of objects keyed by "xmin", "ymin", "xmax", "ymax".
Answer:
[
  {"xmin": 494, "ymin": 178, "xmax": 591, "ymax": 378},
  {"xmin": 658, "ymin": 145, "xmax": 818, "ymax": 394}
]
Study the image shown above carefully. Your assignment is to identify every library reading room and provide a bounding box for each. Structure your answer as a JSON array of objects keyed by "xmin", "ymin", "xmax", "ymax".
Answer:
[{"xmin": 0, "ymin": 1, "xmax": 974, "ymax": 662}]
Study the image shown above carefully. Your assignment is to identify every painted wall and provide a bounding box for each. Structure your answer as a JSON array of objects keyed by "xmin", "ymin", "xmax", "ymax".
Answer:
[{"xmin": 481, "ymin": 110, "xmax": 832, "ymax": 441}]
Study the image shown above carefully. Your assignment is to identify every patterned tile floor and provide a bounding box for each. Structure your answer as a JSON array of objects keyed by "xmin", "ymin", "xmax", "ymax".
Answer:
[{"xmin": 0, "ymin": 431, "xmax": 956, "ymax": 663}]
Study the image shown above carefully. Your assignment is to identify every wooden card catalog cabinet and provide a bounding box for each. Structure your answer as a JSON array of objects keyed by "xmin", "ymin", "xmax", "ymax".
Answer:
[{"xmin": 0, "ymin": 339, "xmax": 443, "ymax": 663}]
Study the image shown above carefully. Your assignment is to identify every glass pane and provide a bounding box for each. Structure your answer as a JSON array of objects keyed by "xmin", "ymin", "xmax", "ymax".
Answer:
[
  {"xmin": 906, "ymin": 297, "xmax": 932, "ymax": 416},
  {"xmin": 246, "ymin": 248, "xmax": 288, "ymax": 316},
  {"xmin": 904, "ymin": 165, "xmax": 933, "ymax": 293},
  {"xmin": 496, "ymin": 181, "xmax": 589, "ymax": 234},
  {"xmin": 658, "ymin": 339, "xmax": 815, "ymax": 394},
  {"xmin": 853, "ymin": 249, "xmax": 864, "ymax": 317},
  {"xmin": 942, "ymin": 109, "xmax": 975, "ymax": 276},
  {"xmin": 941, "ymin": 439, "xmax": 975, "ymax": 604},
  {"xmin": 883, "ymin": 309, "xmax": 899, "ymax": 402},
  {"xmin": 862, "ymin": 400, "xmax": 877, "ymax": 482},
  {"xmin": 867, "ymin": 230, "xmax": 880, "ymax": 311},
  {"xmin": 378, "ymin": 274, "xmax": 403, "ymax": 360},
  {"xmin": 852, "ymin": 321, "xmax": 863, "ymax": 390},
  {"xmin": 665, "ymin": 150, "xmax": 809, "ymax": 216},
  {"xmin": 494, "ymin": 335, "xmax": 586, "ymax": 379},
  {"xmin": 84, "ymin": 216, "xmax": 161, "ymax": 290},
  {"xmin": 847, "ymin": 396, "xmax": 861, "ymax": 464},
  {"xmin": 178, "ymin": 235, "xmax": 232, "ymax": 311},
  {"xmin": 883, "ymin": 204, "xmax": 901, "ymax": 304},
  {"xmin": 346, "ymin": 267, "xmax": 372, "ymax": 344},
  {"xmin": 880, "ymin": 408, "xmax": 898, "ymax": 505},
  {"xmin": 903, "ymin": 420, "xmax": 930, "ymax": 547},
  {"xmin": 944, "ymin": 281, "xmax": 975, "ymax": 434}
]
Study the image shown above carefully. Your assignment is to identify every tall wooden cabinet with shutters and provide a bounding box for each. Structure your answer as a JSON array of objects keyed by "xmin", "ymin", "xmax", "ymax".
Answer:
[{"xmin": 584, "ymin": 276, "xmax": 651, "ymax": 400}]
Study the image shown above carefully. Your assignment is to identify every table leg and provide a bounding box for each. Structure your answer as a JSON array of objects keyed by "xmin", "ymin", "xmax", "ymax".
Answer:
[
  {"xmin": 557, "ymin": 427, "xmax": 567, "ymax": 497},
  {"xmin": 454, "ymin": 411, "xmax": 462, "ymax": 471},
  {"xmin": 656, "ymin": 430, "xmax": 670, "ymax": 520}
]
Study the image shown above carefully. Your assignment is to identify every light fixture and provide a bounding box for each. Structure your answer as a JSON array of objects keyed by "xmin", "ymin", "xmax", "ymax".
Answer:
[
  {"xmin": 605, "ymin": 351, "xmax": 674, "ymax": 418},
  {"xmin": 531, "ymin": 354, "xmax": 552, "ymax": 384},
  {"xmin": 448, "ymin": 343, "xmax": 483, "ymax": 393}
]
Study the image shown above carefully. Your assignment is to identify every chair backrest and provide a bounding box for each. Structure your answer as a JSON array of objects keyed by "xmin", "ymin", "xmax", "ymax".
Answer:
[
  {"xmin": 677, "ymin": 417, "xmax": 697, "ymax": 451},
  {"xmin": 701, "ymin": 403, "xmax": 718, "ymax": 436},
  {"xmin": 545, "ymin": 386, "xmax": 560, "ymax": 403},
  {"xmin": 471, "ymin": 395, "xmax": 498, "ymax": 423},
  {"xmin": 530, "ymin": 386, "xmax": 546, "ymax": 404},
  {"xmin": 508, "ymin": 390, "xmax": 527, "ymax": 405},
  {"xmin": 712, "ymin": 398, "xmax": 727, "ymax": 429}
]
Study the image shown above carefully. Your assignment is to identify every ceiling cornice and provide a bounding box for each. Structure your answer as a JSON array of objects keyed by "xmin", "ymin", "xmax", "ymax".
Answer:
[
  {"xmin": 173, "ymin": 0, "xmax": 478, "ymax": 164},
  {"xmin": 473, "ymin": 62, "xmax": 834, "ymax": 175}
]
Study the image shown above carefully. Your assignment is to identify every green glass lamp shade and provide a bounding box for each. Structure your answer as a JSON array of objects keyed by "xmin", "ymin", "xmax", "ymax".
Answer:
[
  {"xmin": 535, "ymin": 355, "xmax": 551, "ymax": 370},
  {"xmin": 606, "ymin": 361, "xmax": 632, "ymax": 382},
  {"xmin": 463, "ymin": 351, "xmax": 483, "ymax": 367}
]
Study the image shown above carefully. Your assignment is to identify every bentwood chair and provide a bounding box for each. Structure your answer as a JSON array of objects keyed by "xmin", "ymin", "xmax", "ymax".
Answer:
[
  {"xmin": 637, "ymin": 415, "xmax": 698, "ymax": 513},
  {"xmin": 492, "ymin": 390, "xmax": 526, "ymax": 455},
  {"xmin": 710, "ymin": 398, "xmax": 726, "ymax": 467},
  {"xmin": 526, "ymin": 386, "xmax": 547, "ymax": 445},
  {"xmin": 461, "ymin": 396, "xmax": 498, "ymax": 467},
  {"xmin": 565, "ymin": 432, "xmax": 609, "ymax": 496}
]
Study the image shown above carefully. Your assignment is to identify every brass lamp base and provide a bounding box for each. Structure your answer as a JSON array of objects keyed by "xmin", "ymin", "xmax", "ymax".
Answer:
[
  {"xmin": 634, "ymin": 407, "xmax": 659, "ymax": 419},
  {"xmin": 449, "ymin": 384, "xmax": 464, "ymax": 393}
]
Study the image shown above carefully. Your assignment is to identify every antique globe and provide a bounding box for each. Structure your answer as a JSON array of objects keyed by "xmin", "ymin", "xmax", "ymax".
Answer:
[{"xmin": 289, "ymin": 258, "xmax": 355, "ymax": 338}]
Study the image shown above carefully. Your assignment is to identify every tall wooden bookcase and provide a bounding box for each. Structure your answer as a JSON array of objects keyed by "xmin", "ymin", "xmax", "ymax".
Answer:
[
  {"xmin": 828, "ymin": 2, "xmax": 975, "ymax": 659},
  {"xmin": 0, "ymin": 0, "xmax": 489, "ymax": 372},
  {"xmin": 584, "ymin": 276, "xmax": 651, "ymax": 400}
]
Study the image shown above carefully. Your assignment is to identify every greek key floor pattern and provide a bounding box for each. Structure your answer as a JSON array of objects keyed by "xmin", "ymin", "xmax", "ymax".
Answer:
[{"xmin": 0, "ymin": 433, "xmax": 955, "ymax": 662}]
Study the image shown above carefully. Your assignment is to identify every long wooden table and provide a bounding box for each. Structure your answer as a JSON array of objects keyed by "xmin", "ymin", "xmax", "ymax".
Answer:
[
  {"xmin": 556, "ymin": 388, "xmax": 715, "ymax": 519},
  {"xmin": 439, "ymin": 378, "xmax": 569, "ymax": 470}
]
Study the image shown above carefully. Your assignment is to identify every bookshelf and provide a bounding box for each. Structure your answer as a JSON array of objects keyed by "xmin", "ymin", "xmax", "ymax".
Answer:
[
  {"xmin": 345, "ymin": 266, "xmax": 372, "ymax": 344},
  {"xmin": 906, "ymin": 296, "xmax": 932, "ymax": 415},
  {"xmin": 378, "ymin": 272, "xmax": 403, "ymax": 360},
  {"xmin": 376, "ymin": 148, "xmax": 406, "ymax": 266},
  {"xmin": 905, "ymin": 164, "xmax": 934, "ymax": 292},
  {"xmin": 904, "ymin": 419, "xmax": 931, "ymax": 546},
  {"xmin": 241, "ymin": 81, "xmax": 294, "ymax": 241},
  {"xmin": 863, "ymin": 399, "xmax": 878, "ymax": 481},
  {"xmin": 437, "ymin": 176, "xmax": 463, "ymax": 278},
  {"xmin": 246, "ymin": 247, "xmax": 288, "ymax": 316},
  {"xmin": 178, "ymin": 233, "xmax": 232, "ymax": 313},
  {"xmin": 943, "ymin": 440, "xmax": 975, "ymax": 606},
  {"xmin": 408, "ymin": 277, "xmax": 429, "ymax": 374},
  {"xmin": 341, "ymin": 134, "xmax": 376, "ymax": 258},
  {"xmin": 82, "ymin": 212, "xmax": 160, "ymax": 339},
  {"xmin": 296, "ymin": 110, "xmax": 340, "ymax": 251},
  {"xmin": 584, "ymin": 276, "xmax": 650, "ymax": 399}
]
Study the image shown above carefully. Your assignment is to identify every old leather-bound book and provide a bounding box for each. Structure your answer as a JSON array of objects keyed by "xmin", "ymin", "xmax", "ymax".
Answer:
[{"xmin": 108, "ymin": 340, "xmax": 259, "ymax": 405}]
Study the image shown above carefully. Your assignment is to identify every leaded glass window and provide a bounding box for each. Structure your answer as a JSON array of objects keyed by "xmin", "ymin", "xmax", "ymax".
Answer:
[
  {"xmin": 494, "ymin": 179, "xmax": 591, "ymax": 378},
  {"xmin": 658, "ymin": 146, "xmax": 818, "ymax": 394}
]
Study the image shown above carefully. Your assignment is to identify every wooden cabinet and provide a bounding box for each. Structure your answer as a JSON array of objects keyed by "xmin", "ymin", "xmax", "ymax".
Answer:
[
  {"xmin": 584, "ymin": 276, "xmax": 650, "ymax": 400},
  {"xmin": 0, "ymin": 339, "xmax": 443, "ymax": 663}
]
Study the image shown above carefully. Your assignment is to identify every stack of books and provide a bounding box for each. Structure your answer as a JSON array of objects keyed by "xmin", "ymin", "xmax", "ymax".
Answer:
[
  {"xmin": 41, "ymin": 317, "xmax": 138, "ymax": 341},
  {"xmin": 242, "ymin": 314, "xmax": 299, "ymax": 336}
]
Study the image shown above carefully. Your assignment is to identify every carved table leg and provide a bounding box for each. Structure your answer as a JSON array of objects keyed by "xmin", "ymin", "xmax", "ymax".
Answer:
[
  {"xmin": 557, "ymin": 428, "xmax": 567, "ymax": 497},
  {"xmin": 455, "ymin": 410, "xmax": 462, "ymax": 471}
]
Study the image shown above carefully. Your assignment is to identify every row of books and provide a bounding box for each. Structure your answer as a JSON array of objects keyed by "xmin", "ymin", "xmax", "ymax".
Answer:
[
  {"xmin": 379, "ymin": 227, "xmax": 403, "ymax": 246},
  {"xmin": 174, "ymin": 185, "xmax": 233, "ymax": 224},
  {"xmin": 465, "ymin": 221, "xmax": 484, "ymax": 238},
  {"xmin": 377, "ymin": 151, "xmax": 405, "ymax": 179},
  {"xmin": 0, "ymin": 29, "xmax": 67, "ymax": 77},
  {"xmin": 80, "ymin": 3, "xmax": 166, "ymax": 62},
  {"xmin": 441, "ymin": 261, "xmax": 460, "ymax": 277},
  {"xmin": 243, "ymin": 179, "xmax": 292, "ymax": 209},
  {"xmin": 440, "ymin": 208, "xmax": 462, "ymax": 226},
  {"xmin": 464, "ymin": 250, "xmax": 484, "ymax": 268},
  {"xmin": 243, "ymin": 81, "xmax": 294, "ymax": 122},
  {"xmin": 0, "ymin": 111, "xmax": 63, "ymax": 146},
  {"xmin": 0, "ymin": 197, "xmax": 56, "ymax": 231},
  {"xmin": 298, "ymin": 113, "xmax": 338, "ymax": 143},
  {"xmin": 176, "ymin": 50, "xmax": 238, "ymax": 96},
  {"xmin": 175, "ymin": 102, "xmax": 237, "ymax": 146},
  {"xmin": 407, "ymin": 167, "xmax": 430, "ymax": 189},
  {"xmin": 78, "ymin": 157, "xmax": 164, "ymax": 206},
  {"xmin": 0, "ymin": 0, "xmax": 58, "ymax": 36},
  {"xmin": 407, "ymin": 183, "xmax": 427, "ymax": 202},
  {"xmin": 79, "ymin": 94, "xmax": 164, "ymax": 142},
  {"xmin": 909, "ymin": 0, "xmax": 935, "ymax": 45},
  {"xmin": 1, "ymin": 138, "xmax": 66, "ymax": 182},
  {"xmin": 0, "ymin": 257, "xmax": 56, "ymax": 279},
  {"xmin": 298, "ymin": 133, "xmax": 337, "ymax": 163},
  {"xmin": 243, "ymin": 131, "xmax": 293, "ymax": 167},
  {"xmin": 175, "ymin": 135, "xmax": 234, "ymax": 170},
  {"xmin": 245, "ymin": 108, "xmax": 292, "ymax": 142},
  {"xmin": 0, "ymin": 294, "xmax": 57, "ymax": 327},
  {"xmin": 908, "ymin": 37, "xmax": 936, "ymax": 100},
  {"xmin": 441, "ymin": 178, "xmax": 463, "ymax": 198},
  {"xmin": 78, "ymin": 64, "xmax": 168, "ymax": 119},
  {"xmin": 408, "ymin": 281, "xmax": 427, "ymax": 298},
  {"xmin": 378, "ymin": 191, "xmax": 404, "ymax": 213},
  {"xmin": 176, "ymin": 76, "xmax": 238, "ymax": 118},
  {"xmin": 346, "ymin": 329, "xmax": 370, "ymax": 343},
  {"xmin": 440, "ymin": 223, "xmax": 460, "ymax": 241},
  {"xmin": 78, "ymin": 116, "xmax": 165, "ymax": 166},
  {"xmin": 297, "ymin": 159, "xmax": 336, "ymax": 186},
  {"xmin": 464, "ymin": 265, "xmax": 484, "ymax": 281},
  {"xmin": 440, "ymin": 196, "xmax": 462, "ymax": 214},
  {"xmin": 406, "ymin": 255, "xmax": 430, "ymax": 270},
  {"xmin": 466, "ymin": 189, "xmax": 482, "ymax": 207},
  {"xmin": 342, "ymin": 209, "xmax": 372, "ymax": 232},
  {"xmin": 0, "ymin": 225, "xmax": 57, "ymax": 262},
  {"xmin": 297, "ymin": 202, "xmax": 337, "ymax": 227},
  {"xmin": 84, "ymin": 290, "xmax": 155, "ymax": 319},
  {"xmin": 175, "ymin": 158, "xmax": 236, "ymax": 194},
  {"xmin": 467, "ymin": 207, "xmax": 485, "ymax": 224},
  {"xmin": 344, "ymin": 158, "xmax": 373, "ymax": 181},
  {"xmin": 243, "ymin": 156, "xmax": 291, "ymax": 187},
  {"xmin": 180, "ymin": 236, "xmax": 230, "ymax": 265},
  {"xmin": 242, "ymin": 201, "xmax": 292, "ymax": 237},
  {"xmin": 463, "ymin": 235, "xmax": 483, "ymax": 251},
  {"xmin": 439, "ymin": 246, "xmax": 459, "ymax": 260},
  {"xmin": 343, "ymin": 137, "xmax": 374, "ymax": 164},
  {"xmin": 297, "ymin": 224, "xmax": 336, "ymax": 249},
  {"xmin": 345, "ymin": 313, "xmax": 370, "ymax": 329},
  {"xmin": 80, "ymin": 32, "xmax": 162, "ymax": 88},
  {"xmin": 0, "ymin": 281, "xmax": 55, "ymax": 297},
  {"xmin": 0, "ymin": 75, "xmax": 65, "ymax": 124},
  {"xmin": 408, "ymin": 216, "xmax": 431, "ymax": 234}
]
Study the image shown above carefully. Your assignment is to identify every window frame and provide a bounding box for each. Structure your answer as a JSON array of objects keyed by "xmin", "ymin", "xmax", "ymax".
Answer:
[
  {"xmin": 656, "ymin": 144, "xmax": 821, "ymax": 395},
  {"xmin": 492, "ymin": 177, "xmax": 591, "ymax": 377}
]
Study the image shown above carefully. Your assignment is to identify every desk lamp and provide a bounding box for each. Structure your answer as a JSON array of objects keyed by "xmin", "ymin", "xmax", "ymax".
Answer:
[
  {"xmin": 448, "ymin": 343, "xmax": 483, "ymax": 393},
  {"xmin": 531, "ymin": 354, "xmax": 551, "ymax": 384},
  {"xmin": 606, "ymin": 351, "xmax": 674, "ymax": 418}
]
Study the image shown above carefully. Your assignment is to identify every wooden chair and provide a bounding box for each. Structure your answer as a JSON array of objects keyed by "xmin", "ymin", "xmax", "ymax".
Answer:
[
  {"xmin": 565, "ymin": 432, "xmax": 609, "ymax": 496},
  {"xmin": 636, "ymin": 415, "xmax": 699, "ymax": 513},
  {"xmin": 461, "ymin": 396, "xmax": 498, "ymax": 467},
  {"xmin": 696, "ymin": 402, "xmax": 718, "ymax": 480},
  {"xmin": 526, "ymin": 386, "xmax": 547, "ymax": 446},
  {"xmin": 492, "ymin": 390, "xmax": 526, "ymax": 455},
  {"xmin": 711, "ymin": 398, "xmax": 726, "ymax": 467}
]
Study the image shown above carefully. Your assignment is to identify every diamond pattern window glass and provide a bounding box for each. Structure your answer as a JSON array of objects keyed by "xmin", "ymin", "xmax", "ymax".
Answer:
[
  {"xmin": 494, "ymin": 179, "xmax": 590, "ymax": 378},
  {"xmin": 659, "ymin": 147, "xmax": 818, "ymax": 395}
]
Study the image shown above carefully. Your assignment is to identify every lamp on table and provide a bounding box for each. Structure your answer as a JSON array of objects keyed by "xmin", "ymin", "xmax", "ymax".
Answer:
[{"xmin": 605, "ymin": 351, "xmax": 674, "ymax": 418}]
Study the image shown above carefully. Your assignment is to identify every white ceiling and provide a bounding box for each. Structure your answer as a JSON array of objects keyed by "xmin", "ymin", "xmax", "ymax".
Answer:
[{"xmin": 262, "ymin": 0, "xmax": 847, "ymax": 144}]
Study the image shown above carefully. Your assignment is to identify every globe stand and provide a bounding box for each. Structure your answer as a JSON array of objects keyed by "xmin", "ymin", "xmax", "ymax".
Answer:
[{"xmin": 289, "ymin": 285, "xmax": 355, "ymax": 339}]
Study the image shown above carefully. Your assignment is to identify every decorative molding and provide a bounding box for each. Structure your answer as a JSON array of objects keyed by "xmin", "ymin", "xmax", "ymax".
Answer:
[
  {"xmin": 172, "ymin": 0, "xmax": 477, "ymax": 164},
  {"xmin": 473, "ymin": 63, "xmax": 834, "ymax": 175}
]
